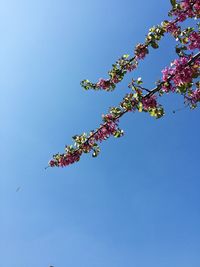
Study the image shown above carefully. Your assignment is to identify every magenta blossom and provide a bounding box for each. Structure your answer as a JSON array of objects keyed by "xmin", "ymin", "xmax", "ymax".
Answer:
[
  {"xmin": 96, "ymin": 78, "xmax": 112, "ymax": 90},
  {"xmin": 172, "ymin": 56, "xmax": 199, "ymax": 85},
  {"xmin": 162, "ymin": 67, "xmax": 174, "ymax": 82},
  {"xmin": 172, "ymin": 0, "xmax": 198, "ymax": 22},
  {"xmin": 49, "ymin": 150, "xmax": 82, "ymax": 168},
  {"xmin": 166, "ymin": 21, "xmax": 180, "ymax": 37},
  {"xmin": 93, "ymin": 121, "xmax": 118, "ymax": 142},
  {"xmin": 142, "ymin": 95, "xmax": 157, "ymax": 110},
  {"xmin": 135, "ymin": 44, "xmax": 149, "ymax": 60},
  {"xmin": 125, "ymin": 62, "xmax": 137, "ymax": 72},
  {"xmin": 111, "ymin": 75, "xmax": 120, "ymax": 84},
  {"xmin": 162, "ymin": 56, "xmax": 200, "ymax": 90},
  {"xmin": 188, "ymin": 31, "xmax": 200, "ymax": 50},
  {"xmin": 190, "ymin": 88, "xmax": 200, "ymax": 104}
]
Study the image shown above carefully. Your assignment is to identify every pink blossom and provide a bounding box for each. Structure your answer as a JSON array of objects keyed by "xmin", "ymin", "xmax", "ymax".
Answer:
[
  {"xmin": 194, "ymin": 2, "xmax": 200, "ymax": 13},
  {"xmin": 161, "ymin": 82, "xmax": 174, "ymax": 93},
  {"xmin": 93, "ymin": 121, "xmax": 118, "ymax": 142},
  {"xmin": 172, "ymin": 56, "xmax": 198, "ymax": 85},
  {"xmin": 102, "ymin": 113, "xmax": 115, "ymax": 122},
  {"xmin": 125, "ymin": 62, "xmax": 137, "ymax": 72},
  {"xmin": 135, "ymin": 44, "xmax": 149, "ymax": 60},
  {"xmin": 188, "ymin": 31, "xmax": 200, "ymax": 50},
  {"xmin": 162, "ymin": 67, "xmax": 174, "ymax": 82},
  {"xmin": 172, "ymin": 0, "xmax": 197, "ymax": 21},
  {"xmin": 166, "ymin": 21, "xmax": 180, "ymax": 37},
  {"xmin": 162, "ymin": 56, "xmax": 200, "ymax": 90},
  {"xmin": 58, "ymin": 151, "xmax": 82, "ymax": 167},
  {"xmin": 49, "ymin": 160, "xmax": 56, "ymax": 167},
  {"xmin": 190, "ymin": 88, "xmax": 200, "ymax": 104},
  {"xmin": 96, "ymin": 78, "xmax": 112, "ymax": 90},
  {"xmin": 49, "ymin": 150, "xmax": 82, "ymax": 168},
  {"xmin": 111, "ymin": 76, "xmax": 120, "ymax": 84},
  {"xmin": 142, "ymin": 95, "xmax": 157, "ymax": 110}
]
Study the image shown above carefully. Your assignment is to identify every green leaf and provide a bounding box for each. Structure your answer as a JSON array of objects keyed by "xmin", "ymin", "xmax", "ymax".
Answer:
[
  {"xmin": 114, "ymin": 129, "xmax": 124, "ymax": 138},
  {"xmin": 138, "ymin": 102, "xmax": 143, "ymax": 112},
  {"xmin": 151, "ymin": 42, "xmax": 159, "ymax": 49},
  {"xmin": 136, "ymin": 77, "xmax": 143, "ymax": 85},
  {"xmin": 92, "ymin": 151, "xmax": 98, "ymax": 157},
  {"xmin": 170, "ymin": 0, "xmax": 176, "ymax": 8},
  {"xmin": 123, "ymin": 54, "xmax": 129, "ymax": 59},
  {"xmin": 92, "ymin": 148, "xmax": 100, "ymax": 157}
]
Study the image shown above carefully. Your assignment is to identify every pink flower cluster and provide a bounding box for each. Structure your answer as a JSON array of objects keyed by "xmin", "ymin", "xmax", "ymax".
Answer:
[
  {"xmin": 166, "ymin": 21, "xmax": 180, "ymax": 37},
  {"xmin": 162, "ymin": 56, "xmax": 199, "ymax": 90},
  {"xmin": 102, "ymin": 113, "xmax": 115, "ymax": 122},
  {"xmin": 49, "ymin": 150, "xmax": 82, "ymax": 168},
  {"xmin": 48, "ymin": 115, "xmax": 120, "ymax": 167},
  {"xmin": 93, "ymin": 121, "xmax": 118, "ymax": 142},
  {"xmin": 172, "ymin": 57, "xmax": 194, "ymax": 85},
  {"xmin": 190, "ymin": 88, "xmax": 200, "ymax": 104},
  {"xmin": 111, "ymin": 75, "xmax": 120, "ymax": 84},
  {"xmin": 142, "ymin": 95, "xmax": 157, "ymax": 110},
  {"xmin": 125, "ymin": 62, "xmax": 138, "ymax": 72},
  {"xmin": 172, "ymin": 0, "xmax": 200, "ymax": 22},
  {"xmin": 193, "ymin": 1, "xmax": 200, "ymax": 13},
  {"xmin": 135, "ymin": 44, "xmax": 149, "ymax": 60},
  {"xmin": 96, "ymin": 78, "xmax": 112, "ymax": 90},
  {"xmin": 188, "ymin": 31, "xmax": 200, "ymax": 50}
]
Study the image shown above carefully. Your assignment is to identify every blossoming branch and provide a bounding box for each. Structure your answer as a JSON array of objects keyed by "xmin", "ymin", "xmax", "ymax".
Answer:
[{"xmin": 47, "ymin": 0, "xmax": 200, "ymax": 168}]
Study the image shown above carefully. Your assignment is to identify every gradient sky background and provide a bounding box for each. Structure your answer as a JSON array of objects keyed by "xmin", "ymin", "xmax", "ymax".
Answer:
[{"xmin": 1, "ymin": 0, "xmax": 200, "ymax": 266}]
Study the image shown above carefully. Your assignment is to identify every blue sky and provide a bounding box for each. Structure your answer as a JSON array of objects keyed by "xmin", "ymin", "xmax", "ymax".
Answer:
[{"xmin": 1, "ymin": 0, "xmax": 200, "ymax": 266}]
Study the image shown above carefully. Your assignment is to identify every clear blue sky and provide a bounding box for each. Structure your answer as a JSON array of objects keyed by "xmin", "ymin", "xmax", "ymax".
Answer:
[{"xmin": 1, "ymin": 0, "xmax": 200, "ymax": 266}]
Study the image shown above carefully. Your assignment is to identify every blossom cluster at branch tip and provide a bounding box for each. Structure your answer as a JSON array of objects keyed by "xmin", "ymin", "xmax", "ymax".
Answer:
[
  {"xmin": 48, "ymin": 114, "xmax": 125, "ymax": 167},
  {"xmin": 49, "ymin": 150, "xmax": 82, "ymax": 168}
]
